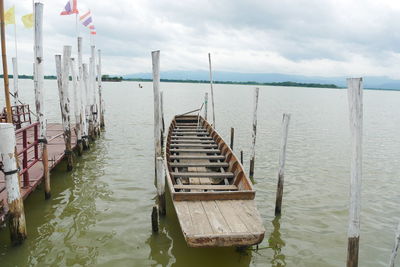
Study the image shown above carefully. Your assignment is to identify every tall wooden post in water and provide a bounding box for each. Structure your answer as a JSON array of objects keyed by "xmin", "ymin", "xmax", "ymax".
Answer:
[
  {"xmin": 97, "ymin": 49, "xmax": 105, "ymax": 129},
  {"xmin": 70, "ymin": 58, "xmax": 82, "ymax": 155},
  {"xmin": 78, "ymin": 37, "xmax": 89, "ymax": 150},
  {"xmin": 90, "ymin": 45, "xmax": 99, "ymax": 136},
  {"xmin": 274, "ymin": 113, "xmax": 290, "ymax": 216},
  {"xmin": 34, "ymin": 2, "xmax": 50, "ymax": 199},
  {"xmin": 249, "ymin": 87, "xmax": 259, "ymax": 178},
  {"xmin": 152, "ymin": 50, "xmax": 165, "ymax": 218},
  {"xmin": 83, "ymin": 63, "xmax": 91, "ymax": 146},
  {"xmin": 0, "ymin": 123, "xmax": 27, "ymax": 244},
  {"xmin": 55, "ymin": 46, "xmax": 73, "ymax": 171},
  {"xmin": 346, "ymin": 78, "xmax": 363, "ymax": 267}
]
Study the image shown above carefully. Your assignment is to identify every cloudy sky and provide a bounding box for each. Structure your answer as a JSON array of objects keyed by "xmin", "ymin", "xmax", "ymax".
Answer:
[{"xmin": 6, "ymin": 0, "xmax": 400, "ymax": 78}]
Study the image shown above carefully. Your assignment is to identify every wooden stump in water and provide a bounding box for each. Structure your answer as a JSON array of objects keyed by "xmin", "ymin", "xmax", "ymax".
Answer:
[{"xmin": 151, "ymin": 205, "xmax": 159, "ymax": 233}]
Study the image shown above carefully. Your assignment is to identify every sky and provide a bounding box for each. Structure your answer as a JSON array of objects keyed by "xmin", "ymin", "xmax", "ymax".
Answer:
[{"xmin": 5, "ymin": 0, "xmax": 400, "ymax": 78}]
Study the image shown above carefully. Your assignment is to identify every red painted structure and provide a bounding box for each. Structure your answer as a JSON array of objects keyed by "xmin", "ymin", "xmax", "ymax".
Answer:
[{"xmin": 0, "ymin": 105, "xmax": 77, "ymax": 224}]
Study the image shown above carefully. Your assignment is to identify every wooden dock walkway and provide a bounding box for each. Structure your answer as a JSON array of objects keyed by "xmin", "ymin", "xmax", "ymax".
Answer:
[
  {"xmin": 166, "ymin": 115, "xmax": 265, "ymax": 247},
  {"xmin": 0, "ymin": 123, "xmax": 77, "ymax": 224}
]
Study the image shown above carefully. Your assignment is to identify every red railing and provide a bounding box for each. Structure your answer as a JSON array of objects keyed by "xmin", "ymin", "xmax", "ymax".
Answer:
[
  {"xmin": 15, "ymin": 122, "xmax": 40, "ymax": 187},
  {"xmin": 1, "ymin": 104, "xmax": 32, "ymax": 129}
]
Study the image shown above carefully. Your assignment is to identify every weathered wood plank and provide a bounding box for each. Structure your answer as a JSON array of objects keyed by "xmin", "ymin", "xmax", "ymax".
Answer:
[
  {"xmin": 170, "ymin": 155, "xmax": 225, "ymax": 160},
  {"xmin": 174, "ymin": 201, "xmax": 194, "ymax": 234},
  {"xmin": 170, "ymin": 162, "xmax": 228, "ymax": 168},
  {"xmin": 171, "ymin": 140, "xmax": 215, "ymax": 144},
  {"xmin": 170, "ymin": 144, "xmax": 218, "ymax": 148},
  {"xmin": 174, "ymin": 185, "xmax": 237, "ymax": 190},
  {"xmin": 201, "ymin": 201, "xmax": 230, "ymax": 234},
  {"xmin": 172, "ymin": 172, "xmax": 233, "ymax": 178},
  {"xmin": 173, "ymin": 191, "xmax": 255, "ymax": 201},
  {"xmin": 235, "ymin": 200, "xmax": 265, "ymax": 233},
  {"xmin": 216, "ymin": 200, "xmax": 248, "ymax": 233},
  {"xmin": 170, "ymin": 148, "xmax": 220, "ymax": 153},
  {"xmin": 174, "ymin": 129, "xmax": 207, "ymax": 132},
  {"xmin": 172, "ymin": 136, "xmax": 213, "ymax": 140},
  {"xmin": 187, "ymin": 201, "xmax": 213, "ymax": 235},
  {"xmin": 172, "ymin": 132, "xmax": 209, "ymax": 136}
]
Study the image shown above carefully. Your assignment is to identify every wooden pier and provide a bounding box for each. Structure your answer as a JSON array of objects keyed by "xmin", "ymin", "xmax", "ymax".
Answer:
[{"xmin": 0, "ymin": 123, "xmax": 77, "ymax": 224}]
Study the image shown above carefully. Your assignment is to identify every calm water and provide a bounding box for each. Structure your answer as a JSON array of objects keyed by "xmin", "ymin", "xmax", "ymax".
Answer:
[{"xmin": 1, "ymin": 79, "xmax": 400, "ymax": 266}]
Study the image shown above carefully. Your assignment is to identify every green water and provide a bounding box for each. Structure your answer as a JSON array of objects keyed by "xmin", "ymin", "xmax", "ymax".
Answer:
[{"xmin": 1, "ymin": 80, "xmax": 400, "ymax": 266}]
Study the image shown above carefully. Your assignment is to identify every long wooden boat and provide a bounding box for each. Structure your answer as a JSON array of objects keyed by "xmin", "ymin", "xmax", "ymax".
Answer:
[{"xmin": 165, "ymin": 114, "xmax": 265, "ymax": 247}]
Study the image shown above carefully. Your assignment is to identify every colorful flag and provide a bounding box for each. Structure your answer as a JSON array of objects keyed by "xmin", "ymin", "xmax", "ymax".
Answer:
[
  {"xmin": 89, "ymin": 25, "xmax": 96, "ymax": 35},
  {"xmin": 4, "ymin": 6, "xmax": 15, "ymax": 25},
  {"xmin": 21, "ymin": 13, "xmax": 33, "ymax": 28},
  {"xmin": 60, "ymin": 0, "xmax": 78, "ymax": 16},
  {"xmin": 79, "ymin": 10, "xmax": 93, "ymax": 27}
]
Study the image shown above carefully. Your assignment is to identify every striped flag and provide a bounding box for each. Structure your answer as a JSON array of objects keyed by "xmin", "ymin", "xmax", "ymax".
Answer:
[
  {"xmin": 60, "ymin": 0, "xmax": 78, "ymax": 15},
  {"xmin": 89, "ymin": 25, "xmax": 96, "ymax": 35},
  {"xmin": 80, "ymin": 10, "xmax": 93, "ymax": 27}
]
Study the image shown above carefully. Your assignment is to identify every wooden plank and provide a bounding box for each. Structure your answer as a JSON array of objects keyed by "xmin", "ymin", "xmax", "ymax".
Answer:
[
  {"xmin": 201, "ymin": 201, "xmax": 230, "ymax": 234},
  {"xmin": 170, "ymin": 149, "xmax": 220, "ymax": 153},
  {"xmin": 216, "ymin": 200, "xmax": 248, "ymax": 233},
  {"xmin": 171, "ymin": 172, "xmax": 233, "ymax": 178},
  {"xmin": 172, "ymin": 132, "xmax": 209, "ymax": 136},
  {"xmin": 170, "ymin": 155, "xmax": 225, "ymax": 160},
  {"xmin": 170, "ymin": 162, "xmax": 228, "ymax": 168},
  {"xmin": 173, "ymin": 191, "xmax": 255, "ymax": 201},
  {"xmin": 187, "ymin": 201, "xmax": 213, "ymax": 235},
  {"xmin": 170, "ymin": 144, "xmax": 218, "ymax": 148},
  {"xmin": 234, "ymin": 200, "xmax": 265, "ymax": 233},
  {"xmin": 172, "ymin": 136, "xmax": 213, "ymax": 140},
  {"xmin": 174, "ymin": 201, "xmax": 194, "ymax": 234},
  {"xmin": 174, "ymin": 129, "xmax": 207, "ymax": 132},
  {"xmin": 171, "ymin": 140, "xmax": 215, "ymax": 144},
  {"xmin": 174, "ymin": 185, "xmax": 237, "ymax": 190}
]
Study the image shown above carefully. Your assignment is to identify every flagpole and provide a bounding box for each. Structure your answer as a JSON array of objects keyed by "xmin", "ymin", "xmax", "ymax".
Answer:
[{"xmin": 0, "ymin": 0, "xmax": 12, "ymax": 123}]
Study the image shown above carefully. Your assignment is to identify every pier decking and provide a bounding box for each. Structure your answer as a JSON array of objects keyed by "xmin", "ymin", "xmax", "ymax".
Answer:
[{"xmin": 0, "ymin": 123, "xmax": 77, "ymax": 224}]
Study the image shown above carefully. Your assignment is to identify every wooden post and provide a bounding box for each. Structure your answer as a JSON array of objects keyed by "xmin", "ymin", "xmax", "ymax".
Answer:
[
  {"xmin": 204, "ymin": 92, "xmax": 208, "ymax": 120},
  {"xmin": 152, "ymin": 50, "xmax": 165, "ymax": 220},
  {"xmin": 156, "ymin": 157, "xmax": 166, "ymax": 215},
  {"xmin": 208, "ymin": 53, "xmax": 215, "ymax": 128},
  {"xmin": 78, "ymin": 37, "xmax": 89, "ymax": 150},
  {"xmin": 230, "ymin": 127, "xmax": 234, "ymax": 150},
  {"xmin": 34, "ymin": 2, "xmax": 50, "ymax": 199},
  {"xmin": 83, "ymin": 63, "xmax": 91, "ymax": 146},
  {"xmin": 346, "ymin": 78, "xmax": 363, "ymax": 267},
  {"xmin": 240, "ymin": 150, "xmax": 243, "ymax": 165},
  {"xmin": 70, "ymin": 58, "xmax": 82, "ymax": 155},
  {"xmin": 12, "ymin": 57, "xmax": 19, "ymax": 106},
  {"xmin": 0, "ymin": 0, "xmax": 12, "ymax": 123},
  {"xmin": 0, "ymin": 123, "xmax": 27, "ymax": 244},
  {"xmin": 249, "ymin": 87, "xmax": 259, "ymax": 178},
  {"xmin": 151, "ymin": 205, "xmax": 159, "ymax": 232},
  {"xmin": 274, "ymin": 113, "xmax": 291, "ymax": 216},
  {"xmin": 88, "ymin": 56, "xmax": 95, "ymax": 140},
  {"xmin": 90, "ymin": 45, "xmax": 99, "ymax": 136},
  {"xmin": 55, "ymin": 46, "xmax": 73, "ymax": 171},
  {"xmin": 389, "ymin": 222, "xmax": 400, "ymax": 267},
  {"xmin": 97, "ymin": 49, "xmax": 105, "ymax": 129},
  {"xmin": 160, "ymin": 91, "xmax": 165, "ymax": 133}
]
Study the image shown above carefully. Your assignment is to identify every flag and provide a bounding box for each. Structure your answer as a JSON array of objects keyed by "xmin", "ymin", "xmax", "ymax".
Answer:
[
  {"xmin": 89, "ymin": 25, "xmax": 96, "ymax": 35},
  {"xmin": 80, "ymin": 10, "xmax": 93, "ymax": 27},
  {"xmin": 21, "ymin": 13, "xmax": 33, "ymax": 28},
  {"xmin": 60, "ymin": 0, "xmax": 78, "ymax": 15},
  {"xmin": 4, "ymin": 6, "xmax": 15, "ymax": 25}
]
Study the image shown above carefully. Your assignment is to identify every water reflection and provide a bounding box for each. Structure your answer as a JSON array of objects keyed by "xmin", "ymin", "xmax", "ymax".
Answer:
[{"xmin": 268, "ymin": 216, "xmax": 286, "ymax": 267}]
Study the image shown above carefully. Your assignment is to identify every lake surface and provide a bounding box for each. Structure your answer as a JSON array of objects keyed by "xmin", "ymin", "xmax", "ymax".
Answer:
[{"xmin": 0, "ymin": 79, "xmax": 400, "ymax": 266}]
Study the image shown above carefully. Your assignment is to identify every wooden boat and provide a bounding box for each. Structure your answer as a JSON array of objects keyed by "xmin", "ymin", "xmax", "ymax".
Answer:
[{"xmin": 165, "ymin": 114, "xmax": 265, "ymax": 247}]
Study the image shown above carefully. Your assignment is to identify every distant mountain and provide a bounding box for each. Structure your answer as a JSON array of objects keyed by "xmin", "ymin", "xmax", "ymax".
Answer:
[{"xmin": 123, "ymin": 70, "xmax": 400, "ymax": 90}]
